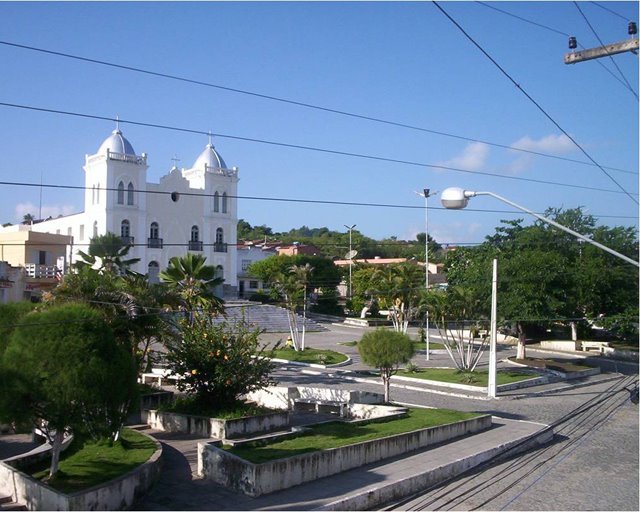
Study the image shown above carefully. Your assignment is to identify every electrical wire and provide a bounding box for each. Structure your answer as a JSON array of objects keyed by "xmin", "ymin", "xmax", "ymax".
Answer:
[
  {"xmin": 0, "ymin": 39, "xmax": 635, "ymax": 175},
  {"xmin": 475, "ymin": 1, "xmax": 639, "ymax": 97},
  {"xmin": 573, "ymin": 1, "xmax": 638, "ymax": 99},
  {"xmin": 591, "ymin": 2, "xmax": 635, "ymax": 22},
  {"xmin": 433, "ymin": 1, "xmax": 639, "ymax": 205},
  {"xmin": 394, "ymin": 375, "xmax": 636, "ymax": 511},
  {"xmin": 1, "ymin": 179, "xmax": 638, "ymax": 218}
]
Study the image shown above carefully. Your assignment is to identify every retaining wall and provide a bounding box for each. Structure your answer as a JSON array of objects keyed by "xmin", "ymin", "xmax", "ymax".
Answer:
[
  {"xmin": 245, "ymin": 386, "xmax": 384, "ymax": 411},
  {"xmin": 146, "ymin": 409, "xmax": 290, "ymax": 439},
  {"xmin": 198, "ymin": 414, "xmax": 492, "ymax": 496},
  {"xmin": 0, "ymin": 430, "xmax": 162, "ymax": 511}
]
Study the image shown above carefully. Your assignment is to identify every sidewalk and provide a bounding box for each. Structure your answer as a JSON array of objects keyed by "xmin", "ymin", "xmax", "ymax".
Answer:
[{"xmin": 136, "ymin": 416, "xmax": 552, "ymax": 511}]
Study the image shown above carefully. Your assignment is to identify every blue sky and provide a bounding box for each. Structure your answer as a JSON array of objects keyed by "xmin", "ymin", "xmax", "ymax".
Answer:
[{"xmin": 1, "ymin": 1, "xmax": 638, "ymax": 247}]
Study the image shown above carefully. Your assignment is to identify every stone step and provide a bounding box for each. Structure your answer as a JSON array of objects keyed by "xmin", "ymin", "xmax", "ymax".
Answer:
[
  {"xmin": 0, "ymin": 496, "xmax": 26, "ymax": 512},
  {"xmin": 214, "ymin": 303, "xmax": 327, "ymax": 333}
]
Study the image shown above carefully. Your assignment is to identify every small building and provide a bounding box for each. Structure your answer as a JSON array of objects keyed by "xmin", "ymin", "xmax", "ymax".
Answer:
[
  {"xmin": 0, "ymin": 227, "xmax": 72, "ymax": 301},
  {"xmin": 236, "ymin": 241, "xmax": 277, "ymax": 298}
]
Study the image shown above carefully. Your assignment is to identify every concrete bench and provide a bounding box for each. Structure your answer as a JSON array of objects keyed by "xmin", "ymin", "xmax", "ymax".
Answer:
[
  {"xmin": 581, "ymin": 341, "xmax": 609, "ymax": 353},
  {"xmin": 141, "ymin": 372, "xmax": 182, "ymax": 387},
  {"xmin": 293, "ymin": 398, "xmax": 348, "ymax": 418}
]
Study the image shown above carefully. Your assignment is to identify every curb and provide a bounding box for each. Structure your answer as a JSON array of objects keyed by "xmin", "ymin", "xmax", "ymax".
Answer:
[{"xmin": 315, "ymin": 418, "xmax": 554, "ymax": 511}]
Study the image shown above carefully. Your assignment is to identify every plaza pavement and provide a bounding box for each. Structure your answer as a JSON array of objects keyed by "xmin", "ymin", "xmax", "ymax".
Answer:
[{"xmin": 2, "ymin": 322, "xmax": 636, "ymax": 510}]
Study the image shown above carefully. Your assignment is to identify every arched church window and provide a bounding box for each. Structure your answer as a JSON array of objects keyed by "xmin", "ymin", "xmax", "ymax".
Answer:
[
  {"xmin": 150, "ymin": 222, "xmax": 159, "ymax": 239},
  {"xmin": 121, "ymin": 219, "xmax": 131, "ymax": 238},
  {"xmin": 117, "ymin": 181, "xmax": 125, "ymax": 205},
  {"xmin": 148, "ymin": 261, "xmax": 160, "ymax": 284},
  {"xmin": 216, "ymin": 227, "xmax": 224, "ymax": 244},
  {"xmin": 222, "ymin": 192, "xmax": 228, "ymax": 213},
  {"xmin": 191, "ymin": 225, "xmax": 199, "ymax": 242},
  {"xmin": 213, "ymin": 192, "xmax": 220, "ymax": 213},
  {"xmin": 127, "ymin": 182, "xmax": 135, "ymax": 205}
]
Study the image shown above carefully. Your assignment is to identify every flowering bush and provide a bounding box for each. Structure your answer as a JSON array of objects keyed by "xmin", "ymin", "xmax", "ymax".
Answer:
[{"xmin": 165, "ymin": 318, "xmax": 277, "ymax": 409}]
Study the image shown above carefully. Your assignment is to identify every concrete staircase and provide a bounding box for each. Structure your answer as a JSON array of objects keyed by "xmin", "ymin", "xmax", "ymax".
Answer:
[
  {"xmin": 0, "ymin": 495, "xmax": 26, "ymax": 511},
  {"xmin": 216, "ymin": 301, "xmax": 326, "ymax": 333}
]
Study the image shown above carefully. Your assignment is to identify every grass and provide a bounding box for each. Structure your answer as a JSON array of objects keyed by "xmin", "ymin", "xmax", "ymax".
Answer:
[
  {"xmin": 610, "ymin": 341, "xmax": 639, "ymax": 353},
  {"xmin": 28, "ymin": 428, "xmax": 156, "ymax": 494},
  {"xmin": 269, "ymin": 347, "xmax": 348, "ymax": 365},
  {"xmin": 510, "ymin": 357, "xmax": 592, "ymax": 373},
  {"xmin": 412, "ymin": 340, "xmax": 446, "ymax": 351},
  {"xmin": 224, "ymin": 407, "xmax": 480, "ymax": 463},
  {"xmin": 396, "ymin": 367, "xmax": 536, "ymax": 386},
  {"xmin": 158, "ymin": 397, "xmax": 275, "ymax": 419}
]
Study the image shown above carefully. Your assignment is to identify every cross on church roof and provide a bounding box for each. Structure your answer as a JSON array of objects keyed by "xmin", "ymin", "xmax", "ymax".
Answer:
[{"xmin": 171, "ymin": 154, "xmax": 181, "ymax": 167}]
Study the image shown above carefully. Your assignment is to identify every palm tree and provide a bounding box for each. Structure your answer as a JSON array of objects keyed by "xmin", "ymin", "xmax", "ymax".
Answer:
[
  {"xmin": 75, "ymin": 232, "xmax": 140, "ymax": 275},
  {"xmin": 22, "ymin": 213, "xmax": 35, "ymax": 225},
  {"xmin": 159, "ymin": 253, "xmax": 225, "ymax": 320},
  {"xmin": 271, "ymin": 263, "xmax": 313, "ymax": 351}
]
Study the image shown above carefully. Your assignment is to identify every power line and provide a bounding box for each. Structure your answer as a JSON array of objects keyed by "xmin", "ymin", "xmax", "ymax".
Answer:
[
  {"xmin": 0, "ymin": 39, "xmax": 635, "ymax": 176},
  {"xmin": 1, "ymin": 179, "xmax": 638, "ymax": 216},
  {"xmin": 433, "ymin": 1, "xmax": 639, "ymax": 205},
  {"xmin": 1, "ymin": 103, "xmax": 638, "ymax": 196},
  {"xmin": 475, "ymin": 1, "xmax": 639, "ymax": 97},
  {"xmin": 573, "ymin": 1, "xmax": 638, "ymax": 99},
  {"xmin": 591, "ymin": 2, "xmax": 635, "ymax": 22}
]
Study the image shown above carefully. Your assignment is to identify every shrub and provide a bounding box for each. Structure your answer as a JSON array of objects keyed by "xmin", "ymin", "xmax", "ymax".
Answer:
[{"xmin": 165, "ymin": 318, "xmax": 277, "ymax": 408}]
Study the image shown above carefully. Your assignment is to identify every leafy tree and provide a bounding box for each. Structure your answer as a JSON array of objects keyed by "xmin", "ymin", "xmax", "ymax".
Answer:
[
  {"xmin": 160, "ymin": 253, "xmax": 225, "ymax": 320},
  {"xmin": 0, "ymin": 301, "xmax": 37, "ymax": 355},
  {"xmin": 357, "ymin": 329, "xmax": 414, "ymax": 402},
  {"xmin": 45, "ymin": 267, "xmax": 177, "ymax": 374},
  {"xmin": 351, "ymin": 263, "xmax": 425, "ymax": 333},
  {"xmin": 164, "ymin": 317, "xmax": 276, "ymax": 409},
  {"xmin": 74, "ymin": 232, "xmax": 140, "ymax": 274},
  {"xmin": 445, "ymin": 208, "xmax": 639, "ymax": 357},
  {"xmin": 249, "ymin": 254, "xmax": 342, "ymax": 317},
  {"xmin": 22, "ymin": 213, "xmax": 35, "ymax": 224},
  {"xmin": 0, "ymin": 304, "xmax": 137, "ymax": 479}
]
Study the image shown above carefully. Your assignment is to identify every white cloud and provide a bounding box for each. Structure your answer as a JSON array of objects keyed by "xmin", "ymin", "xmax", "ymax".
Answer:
[
  {"xmin": 510, "ymin": 133, "xmax": 574, "ymax": 154},
  {"xmin": 15, "ymin": 202, "xmax": 76, "ymax": 221},
  {"xmin": 505, "ymin": 134, "xmax": 576, "ymax": 174},
  {"xmin": 436, "ymin": 142, "xmax": 490, "ymax": 172},
  {"xmin": 431, "ymin": 221, "xmax": 483, "ymax": 246}
]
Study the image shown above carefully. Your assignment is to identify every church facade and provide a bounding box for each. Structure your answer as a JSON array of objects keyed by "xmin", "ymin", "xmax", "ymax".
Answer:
[{"xmin": 28, "ymin": 128, "xmax": 239, "ymax": 296}]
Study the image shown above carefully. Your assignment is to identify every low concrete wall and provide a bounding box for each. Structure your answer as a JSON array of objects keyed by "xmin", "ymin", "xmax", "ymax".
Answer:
[
  {"xmin": 245, "ymin": 386, "xmax": 385, "ymax": 411},
  {"xmin": 198, "ymin": 414, "xmax": 492, "ymax": 496},
  {"xmin": 146, "ymin": 409, "xmax": 290, "ymax": 439},
  {"xmin": 541, "ymin": 340, "xmax": 580, "ymax": 351},
  {"xmin": 127, "ymin": 391, "xmax": 174, "ymax": 424},
  {"xmin": 0, "ymin": 430, "xmax": 162, "ymax": 511}
]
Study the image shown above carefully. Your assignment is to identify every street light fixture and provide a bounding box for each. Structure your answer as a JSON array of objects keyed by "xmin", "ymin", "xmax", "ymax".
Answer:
[
  {"xmin": 440, "ymin": 187, "xmax": 639, "ymax": 398},
  {"xmin": 440, "ymin": 188, "xmax": 639, "ymax": 267}
]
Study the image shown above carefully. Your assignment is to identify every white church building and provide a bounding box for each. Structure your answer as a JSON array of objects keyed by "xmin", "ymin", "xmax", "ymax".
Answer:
[{"xmin": 25, "ymin": 127, "xmax": 239, "ymax": 296}]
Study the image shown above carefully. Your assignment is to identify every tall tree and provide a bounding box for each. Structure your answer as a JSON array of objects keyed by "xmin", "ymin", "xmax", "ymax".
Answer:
[{"xmin": 0, "ymin": 304, "xmax": 137, "ymax": 479}]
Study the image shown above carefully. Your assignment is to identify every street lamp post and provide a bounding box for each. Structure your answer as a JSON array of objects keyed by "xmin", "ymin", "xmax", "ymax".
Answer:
[
  {"xmin": 416, "ymin": 189, "xmax": 436, "ymax": 361},
  {"xmin": 344, "ymin": 224, "xmax": 357, "ymax": 299},
  {"xmin": 441, "ymin": 187, "xmax": 640, "ymax": 398},
  {"xmin": 441, "ymin": 188, "xmax": 639, "ymax": 267}
]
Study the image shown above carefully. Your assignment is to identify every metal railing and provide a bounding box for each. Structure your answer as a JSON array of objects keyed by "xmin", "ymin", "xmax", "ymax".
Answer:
[
  {"xmin": 188, "ymin": 240, "xmax": 203, "ymax": 251},
  {"xmin": 147, "ymin": 237, "xmax": 163, "ymax": 249}
]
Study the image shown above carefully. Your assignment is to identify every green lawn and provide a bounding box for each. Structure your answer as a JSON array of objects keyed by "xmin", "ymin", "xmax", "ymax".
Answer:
[
  {"xmin": 396, "ymin": 367, "xmax": 537, "ymax": 386},
  {"xmin": 412, "ymin": 340, "xmax": 446, "ymax": 351},
  {"xmin": 224, "ymin": 407, "xmax": 481, "ymax": 463},
  {"xmin": 29, "ymin": 428, "xmax": 156, "ymax": 494},
  {"xmin": 269, "ymin": 347, "xmax": 348, "ymax": 365}
]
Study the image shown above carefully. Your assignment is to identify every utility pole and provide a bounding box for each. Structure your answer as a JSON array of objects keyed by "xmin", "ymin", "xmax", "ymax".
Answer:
[
  {"xmin": 488, "ymin": 258, "xmax": 498, "ymax": 399},
  {"xmin": 564, "ymin": 22, "xmax": 638, "ymax": 64}
]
